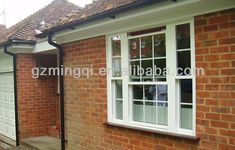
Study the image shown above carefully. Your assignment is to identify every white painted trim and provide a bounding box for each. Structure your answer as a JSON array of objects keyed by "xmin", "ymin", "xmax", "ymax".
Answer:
[
  {"xmin": 190, "ymin": 19, "xmax": 196, "ymax": 136},
  {"xmin": 127, "ymin": 30, "xmax": 166, "ymax": 40},
  {"xmin": 166, "ymin": 23, "xmax": 177, "ymax": 132},
  {"xmin": 7, "ymin": 45, "xmax": 34, "ymax": 54},
  {"xmin": 121, "ymin": 33, "xmax": 129, "ymax": 123}
]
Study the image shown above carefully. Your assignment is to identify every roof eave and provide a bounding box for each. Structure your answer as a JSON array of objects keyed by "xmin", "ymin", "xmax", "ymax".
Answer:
[
  {"xmin": 38, "ymin": 0, "xmax": 176, "ymax": 37},
  {"xmin": 0, "ymin": 39, "xmax": 36, "ymax": 48}
]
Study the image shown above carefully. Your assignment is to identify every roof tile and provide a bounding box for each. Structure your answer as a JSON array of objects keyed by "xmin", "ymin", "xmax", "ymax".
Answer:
[
  {"xmin": 0, "ymin": 0, "xmax": 80, "ymax": 44},
  {"xmin": 45, "ymin": 0, "xmax": 140, "ymax": 30}
]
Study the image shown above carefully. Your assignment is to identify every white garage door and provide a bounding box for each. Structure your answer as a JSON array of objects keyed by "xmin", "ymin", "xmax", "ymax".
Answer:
[{"xmin": 0, "ymin": 54, "xmax": 16, "ymax": 140}]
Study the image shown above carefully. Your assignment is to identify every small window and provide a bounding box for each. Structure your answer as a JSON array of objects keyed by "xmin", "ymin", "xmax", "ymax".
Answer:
[
  {"xmin": 179, "ymin": 79, "xmax": 193, "ymax": 129},
  {"xmin": 111, "ymin": 36, "xmax": 121, "ymax": 77},
  {"xmin": 176, "ymin": 23, "xmax": 191, "ymax": 76}
]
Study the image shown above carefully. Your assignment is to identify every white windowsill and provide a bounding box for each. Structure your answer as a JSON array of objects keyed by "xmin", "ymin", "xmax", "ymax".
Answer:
[{"xmin": 104, "ymin": 121, "xmax": 199, "ymax": 141}]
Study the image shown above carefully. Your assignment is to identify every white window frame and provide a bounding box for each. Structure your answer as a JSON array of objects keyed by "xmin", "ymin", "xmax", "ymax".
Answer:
[{"xmin": 106, "ymin": 18, "xmax": 196, "ymax": 137}]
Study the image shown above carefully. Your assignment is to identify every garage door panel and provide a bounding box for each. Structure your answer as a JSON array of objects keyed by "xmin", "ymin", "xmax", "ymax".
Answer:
[{"xmin": 0, "ymin": 55, "xmax": 15, "ymax": 140}]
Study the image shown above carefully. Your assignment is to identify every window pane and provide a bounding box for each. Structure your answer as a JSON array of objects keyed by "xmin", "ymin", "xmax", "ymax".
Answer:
[
  {"xmin": 130, "ymin": 61, "xmax": 140, "ymax": 82},
  {"xmin": 154, "ymin": 59, "xmax": 166, "ymax": 81},
  {"xmin": 154, "ymin": 34, "xmax": 166, "ymax": 57},
  {"xmin": 133, "ymin": 101, "xmax": 144, "ymax": 122},
  {"xmin": 133, "ymin": 85, "xmax": 143, "ymax": 100},
  {"xmin": 115, "ymin": 80, "xmax": 122, "ymax": 99},
  {"xmin": 141, "ymin": 60, "xmax": 153, "ymax": 81},
  {"xmin": 129, "ymin": 38, "xmax": 140, "ymax": 59},
  {"xmin": 141, "ymin": 36, "xmax": 152, "ymax": 58},
  {"xmin": 176, "ymin": 23, "xmax": 190, "ymax": 49},
  {"xmin": 145, "ymin": 102, "xmax": 156, "ymax": 124},
  {"xmin": 112, "ymin": 58, "xmax": 121, "ymax": 77},
  {"xmin": 157, "ymin": 85, "xmax": 167, "ymax": 102},
  {"xmin": 144, "ymin": 85, "xmax": 156, "ymax": 100},
  {"xmin": 180, "ymin": 79, "xmax": 192, "ymax": 104},
  {"xmin": 116, "ymin": 100, "xmax": 123, "ymax": 120},
  {"xmin": 177, "ymin": 51, "xmax": 191, "ymax": 75},
  {"xmin": 180, "ymin": 105, "xmax": 193, "ymax": 129},
  {"xmin": 112, "ymin": 36, "xmax": 121, "ymax": 56},
  {"xmin": 157, "ymin": 103, "xmax": 168, "ymax": 125}
]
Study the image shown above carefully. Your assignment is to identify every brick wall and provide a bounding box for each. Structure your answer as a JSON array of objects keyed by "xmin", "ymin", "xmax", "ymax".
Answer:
[
  {"xmin": 17, "ymin": 54, "xmax": 60, "ymax": 138},
  {"xmin": 63, "ymin": 8, "xmax": 235, "ymax": 150},
  {"xmin": 195, "ymin": 8, "xmax": 235, "ymax": 150}
]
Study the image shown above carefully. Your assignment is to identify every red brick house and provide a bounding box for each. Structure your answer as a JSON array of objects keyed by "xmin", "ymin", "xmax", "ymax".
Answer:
[
  {"xmin": 1, "ymin": 0, "xmax": 235, "ymax": 150},
  {"xmin": 39, "ymin": 0, "xmax": 235, "ymax": 149}
]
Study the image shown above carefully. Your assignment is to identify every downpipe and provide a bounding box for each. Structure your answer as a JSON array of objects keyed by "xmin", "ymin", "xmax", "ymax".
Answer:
[{"xmin": 48, "ymin": 34, "xmax": 65, "ymax": 150}]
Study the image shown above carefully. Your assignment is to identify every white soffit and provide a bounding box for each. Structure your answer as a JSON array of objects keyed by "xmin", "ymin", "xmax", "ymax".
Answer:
[{"xmin": 34, "ymin": 40, "xmax": 56, "ymax": 53}]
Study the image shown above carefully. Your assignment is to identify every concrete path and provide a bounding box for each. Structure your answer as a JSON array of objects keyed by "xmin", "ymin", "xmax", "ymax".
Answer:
[{"xmin": 21, "ymin": 136, "xmax": 60, "ymax": 150}]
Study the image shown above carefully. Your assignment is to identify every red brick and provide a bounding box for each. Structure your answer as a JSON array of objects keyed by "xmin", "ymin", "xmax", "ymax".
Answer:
[
  {"xmin": 221, "ymin": 69, "xmax": 235, "ymax": 75},
  {"xmin": 206, "ymin": 84, "xmax": 219, "ymax": 90},
  {"xmin": 205, "ymin": 55, "xmax": 219, "ymax": 61},
  {"xmin": 210, "ymin": 46, "xmax": 229, "ymax": 53},
  {"xmin": 208, "ymin": 15, "xmax": 229, "ymax": 24},
  {"xmin": 219, "ymin": 37, "xmax": 235, "ymax": 45},
  {"xmin": 219, "ymin": 144, "xmax": 235, "ymax": 150},
  {"xmin": 195, "ymin": 19, "xmax": 207, "ymax": 26},
  {"xmin": 204, "ymin": 25, "xmax": 218, "ymax": 32},
  {"xmin": 211, "ymin": 121, "xmax": 229, "ymax": 128},
  {"xmin": 205, "ymin": 113, "xmax": 220, "ymax": 120},
  {"xmin": 210, "ymin": 61, "xmax": 230, "ymax": 68}
]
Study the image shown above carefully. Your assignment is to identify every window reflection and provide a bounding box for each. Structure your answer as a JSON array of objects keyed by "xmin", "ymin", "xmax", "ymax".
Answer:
[{"xmin": 176, "ymin": 23, "xmax": 190, "ymax": 50}]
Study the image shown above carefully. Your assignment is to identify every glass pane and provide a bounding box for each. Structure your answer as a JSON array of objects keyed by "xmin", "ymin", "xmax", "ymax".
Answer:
[
  {"xmin": 116, "ymin": 100, "xmax": 123, "ymax": 120},
  {"xmin": 154, "ymin": 59, "xmax": 166, "ymax": 81},
  {"xmin": 144, "ymin": 85, "xmax": 156, "ymax": 100},
  {"xmin": 145, "ymin": 102, "xmax": 156, "ymax": 124},
  {"xmin": 141, "ymin": 60, "xmax": 153, "ymax": 81},
  {"xmin": 129, "ymin": 38, "xmax": 140, "ymax": 59},
  {"xmin": 133, "ymin": 101, "xmax": 144, "ymax": 122},
  {"xmin": 141, "ymin": 36, "xmax": 152, "ymax": 58},
  {"xmin": 157, "ymin": 85, "xmax": 167, "ymax": 102},
  {"xmin": 180, "ymin": 79, "xmax": 192, "ymax": 104},
  {"xmin": 157, "ymin": 103, "xmax": 168, "ymax": 125},
  {"xmin": 180, "ymin": 105, "xmax": 193, "ymax": 129},
  {"xmin": 133, "ymin": 85, "xmax": 143, "ymax": 100},
  {"xmin": 130, "ymin": 61, "xmax": 140, "ymax": 82},
  {"xmin": 112, "ymin": 58, "xmax": 121, "ymax": 77},
  {"xmin": 154, "ymin": 34, "xmax": 166, "ymax": 57},
  {"xmin": 112, "ymin": 36, "xmax": 121, "ymax": 56},
  {"xmin": 115, "ymin": 80, "xmax": 122, "ymax": 99},
  {"xmin": 177, "ymin": 51, "xmax": 191, "ymax": 75},
  {"xmin": 176, "ymin": 23, "xmax": 190, "ymax": 49}
]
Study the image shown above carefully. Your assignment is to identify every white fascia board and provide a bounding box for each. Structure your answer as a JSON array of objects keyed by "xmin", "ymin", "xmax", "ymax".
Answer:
[
  {"xmin": 54, "ymin": 0, "xmax": 235, "ymax": 44},
  {"xmin": 33, "ymin": 39, "xmax": 56, "ymax": 53},
  {"xmin": 7, "ymin": 44, "xmax": 34, "ymax": 54}
]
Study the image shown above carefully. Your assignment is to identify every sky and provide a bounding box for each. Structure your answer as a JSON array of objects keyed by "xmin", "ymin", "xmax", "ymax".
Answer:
[{"xmin": 0, "ymin": 0, "xmax": 93, "ymax": 28}]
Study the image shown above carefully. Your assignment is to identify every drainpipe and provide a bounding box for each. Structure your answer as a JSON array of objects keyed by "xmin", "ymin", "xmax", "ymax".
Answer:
[
  {"xmin": 3, "ymin": 45, "xmax": 20, "ymax": 146},
  {"xmin": 48, "ymin": 34, "xmax": 65, "ymax": 150}
]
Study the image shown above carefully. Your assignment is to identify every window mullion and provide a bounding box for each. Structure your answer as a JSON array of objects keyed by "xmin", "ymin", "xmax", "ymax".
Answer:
[
  {"xmin": 190, "ymin": 20, "xmax": 196, "ymax": 136},
  {"xmin": 121, "ymin": 33, "xmax": 129, "ymax": 123},
  {"xmin": 107, "ymin": 36, "xmax": 113, "ymax": 122},
  {"xmin": 166, "ymin": 24, "xmax": 177, "ymax": 132}
]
